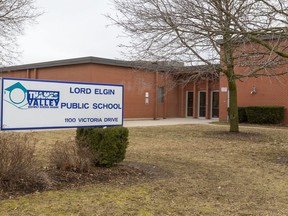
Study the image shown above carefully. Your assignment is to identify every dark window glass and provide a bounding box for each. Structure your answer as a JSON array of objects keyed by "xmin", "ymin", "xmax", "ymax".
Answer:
[
  {"xmin": 187, "ymin": 92, "xmax": 193, "ymax": 117},
  {"xmin": 212, "ymin": 91, "xmax": 219, "ymax": 118},
  {"xmin": 199, "ymin": 92, "xmax": 206, "ymax": 117},
  {"xmin": 158, "ymin": 87, "xmax": 164, "ymax": 103}
]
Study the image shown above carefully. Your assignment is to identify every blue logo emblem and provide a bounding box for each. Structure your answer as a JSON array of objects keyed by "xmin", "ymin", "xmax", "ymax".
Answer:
[{"xmin": 4, "ymin": 82, "xmax": 60, "ymax": 109}]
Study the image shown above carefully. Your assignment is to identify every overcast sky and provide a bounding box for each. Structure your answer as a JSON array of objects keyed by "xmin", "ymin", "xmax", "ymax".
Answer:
[{"xmin": 17, "ymin": 0, "xmax": 128, "ymax": 65}]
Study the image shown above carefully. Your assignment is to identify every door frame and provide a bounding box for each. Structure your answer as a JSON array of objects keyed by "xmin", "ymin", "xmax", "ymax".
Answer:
[
  {"xmin": 210, "ymin": 90, "xmax": 219, "ymax": 119},
  {"xmin": 198, "ymin": 91, "xmax": 206, "ymax": 118},
  {"xmin": 186, "ymin": 91, "xmax": 194, "ymax": 117}
]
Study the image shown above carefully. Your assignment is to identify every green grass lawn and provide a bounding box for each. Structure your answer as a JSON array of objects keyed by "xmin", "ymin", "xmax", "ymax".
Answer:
[{"xmin": 0, "ymin": 124, "xmax": 288, "ymax": 215}]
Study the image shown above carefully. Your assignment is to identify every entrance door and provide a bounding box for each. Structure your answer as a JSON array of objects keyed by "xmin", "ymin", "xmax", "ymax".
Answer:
[
  {"xmin": 211, "ymin": 91, "xmax": 219, "ymax": 118},
  {"xmin": 198, "ymin": 91, "xmax": 206, "ymax": 118},
  {"xmin": 186, "ymin": 92, "xmax": 193, "ymax": 117}
]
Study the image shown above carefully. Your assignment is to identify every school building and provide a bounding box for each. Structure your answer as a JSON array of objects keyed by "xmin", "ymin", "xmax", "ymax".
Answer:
[
  {"xmin": 0, "ymin": 57, "xmax": 220, "ymax": 120},
  {"xmin": 219, "ymin": 35, "xmax": 288, "ymax": 124},
  {"xmin": 1, "ymin": 36, "xmax": 288, "ymax": 124}
]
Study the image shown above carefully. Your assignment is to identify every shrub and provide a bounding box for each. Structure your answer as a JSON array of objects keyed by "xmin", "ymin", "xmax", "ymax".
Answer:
[
  {"xmin": 76, "ymin": 127, "xmax": 129, "ymax": 167},
  {"xmin": 238, "ymin": 107, "xmax": 248, "ymax": 123},
  {"xmin": 227, "ymin": 107, "xmax": 248, "ymax": 123},
  {"xmin": 0, "ymin": 133, "xmax": 50, "ymax": 192},
  {"xmin": 49, "ymin": 139, "xmax": 91, "ymax": 172},
  {"xmin": 245, "ymin": 106, "xmax": 285, "ymax": 124}
]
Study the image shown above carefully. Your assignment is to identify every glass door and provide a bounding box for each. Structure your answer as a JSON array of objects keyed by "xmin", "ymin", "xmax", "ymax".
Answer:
[
  {"xmin": 198, "ymin": 91, "xmax": 206, "ymax": 118},
  {"xmin": 211, "ymin": 91, "xmax": 219, "ymax": 118},
  {"xmin": 186, "ymin": 92, "xmax": 193, "ymax": 117}
]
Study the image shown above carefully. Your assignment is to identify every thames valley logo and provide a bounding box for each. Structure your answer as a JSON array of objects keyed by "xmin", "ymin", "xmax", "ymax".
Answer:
[{"xmin": 4, "ymin": 82, "xmax": 60, "ymax": 109}]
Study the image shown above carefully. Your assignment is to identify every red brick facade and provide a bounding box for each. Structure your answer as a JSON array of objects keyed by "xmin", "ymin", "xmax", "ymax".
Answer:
[
  {"xmin": 0, "ymin": 57, "xmax": 220, "ymax": 120},
  {"xmin": 2, "ymin": 49, "xmax": 288, "ymax": 124},
  {"xmin": 219, "ymin": 39, "xmax": 288, "ymax": 124}
]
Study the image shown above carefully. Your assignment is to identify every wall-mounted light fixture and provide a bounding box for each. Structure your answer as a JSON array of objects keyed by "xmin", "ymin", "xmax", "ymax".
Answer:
[{"xmin": 250, "ymin": 85, "xmax": 256, "ymax": 95}]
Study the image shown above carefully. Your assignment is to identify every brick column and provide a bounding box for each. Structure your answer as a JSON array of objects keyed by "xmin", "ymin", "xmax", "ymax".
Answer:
[{"xmin": 205, "ymin": 80, "xmax": 211, "ymax": 119}]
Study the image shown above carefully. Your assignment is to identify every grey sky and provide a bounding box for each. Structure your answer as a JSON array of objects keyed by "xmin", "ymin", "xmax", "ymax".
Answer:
[{"xmin": 17, "ymin": 0, "xmax": 127, "ymax": 64}]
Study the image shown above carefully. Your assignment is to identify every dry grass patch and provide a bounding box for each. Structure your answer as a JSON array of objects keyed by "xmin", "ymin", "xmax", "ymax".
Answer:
[{"xmin": 0, "ymin": 124, "xmax": 288, "ymax": 215}]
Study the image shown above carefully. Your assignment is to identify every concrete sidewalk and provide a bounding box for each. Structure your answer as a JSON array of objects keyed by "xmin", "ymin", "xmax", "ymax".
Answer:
[{"xmin": 123, "ymin": 118, "xmax": 217, "ymax": 127}]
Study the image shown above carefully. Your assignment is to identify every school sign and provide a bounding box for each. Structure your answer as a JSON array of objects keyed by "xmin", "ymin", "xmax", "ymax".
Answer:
[{"xmin": 0, "ymin": 78, "xmax": 124, "ymax": 130}]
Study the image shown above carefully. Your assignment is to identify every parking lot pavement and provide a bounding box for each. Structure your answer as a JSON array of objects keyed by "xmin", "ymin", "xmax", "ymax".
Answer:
[{"xmin": 123, "ymin": 118, "xmax": 217, "ymax": 127}]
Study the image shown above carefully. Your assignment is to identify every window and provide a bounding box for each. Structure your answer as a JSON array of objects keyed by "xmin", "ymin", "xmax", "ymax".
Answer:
[{"xmin": 158, "ymin": 87, "xmax": 164, "ymax": 103}]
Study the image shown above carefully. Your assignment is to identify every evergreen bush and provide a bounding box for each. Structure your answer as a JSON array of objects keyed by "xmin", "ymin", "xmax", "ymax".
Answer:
[
  {"xmin": 76, "ymin": 127, "xmax": 129, "ymax": 167},
  {"xmin": 238, "ymin": 107, "xmax": 248, "ymax": 123},
  {"xmin": 245, "ymin": 106, "xmax": 285, "ymax": 124},
  {"xmin": 227, "ymin": 107, "xmax": 248, "ymax": 123}
]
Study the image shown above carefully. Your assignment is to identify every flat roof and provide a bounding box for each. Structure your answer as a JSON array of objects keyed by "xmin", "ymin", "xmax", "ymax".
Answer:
[
  {"xmin": 0, "ymin": 56, "xmax": 137, "ymax": 72},
  {"xmin": 0, "ymin": 56, "xmax": 220, "ymax": 81}
]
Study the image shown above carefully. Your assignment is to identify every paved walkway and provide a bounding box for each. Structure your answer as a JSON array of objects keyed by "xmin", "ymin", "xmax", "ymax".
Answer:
[{"xmin": 123, "ymin": 118, "xmax": 217, "ymax": 127}]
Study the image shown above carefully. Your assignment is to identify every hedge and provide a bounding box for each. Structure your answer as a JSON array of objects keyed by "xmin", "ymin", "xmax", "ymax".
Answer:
[
  {"xmin": 227, "ymin": 107, "xmax": 248, "ymax": 123},
  {"xmin": 238, "ymin": 107, "xmax": 248, "ymax": 123},
  {"xmin": 245, "ymin": 106, "xmax": 285, "ymax": 124},
  {"xmin": 228, "ymin": 106, "xmax": 285, "ymax": 124}
]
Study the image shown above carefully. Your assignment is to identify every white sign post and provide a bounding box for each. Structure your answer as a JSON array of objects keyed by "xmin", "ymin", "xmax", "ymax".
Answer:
[{"xmin": 0, "ymin": 78, "xmax": 124, "ymax": 130}]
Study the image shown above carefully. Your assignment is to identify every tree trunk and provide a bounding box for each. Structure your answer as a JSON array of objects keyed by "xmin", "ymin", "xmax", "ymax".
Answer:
[{"xmin": 228, "ymin": 79, "xmax": 239, "ymax": 132}]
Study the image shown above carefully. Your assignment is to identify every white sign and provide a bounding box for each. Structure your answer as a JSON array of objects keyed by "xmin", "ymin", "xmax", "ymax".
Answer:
[
  {"xmin": 221, "ymin": 87, "xmax": 228, "ymax": 92},
  {"xmin": 1, "ymin": 78, "xmax": 124, "ymax": 130}
]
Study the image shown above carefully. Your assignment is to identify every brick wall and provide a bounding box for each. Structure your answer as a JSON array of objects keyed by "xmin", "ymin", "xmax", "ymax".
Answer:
[
  {"xmin": 0, "ymin": 61, "xmax": 220, "ymax": 120},
  {"xmin": 219, "ymin": 38, "xmax": 288, "ymax": 124}
]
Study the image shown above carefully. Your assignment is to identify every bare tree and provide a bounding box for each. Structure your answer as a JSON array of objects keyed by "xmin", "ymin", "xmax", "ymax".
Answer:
[
  {"xmin": 0, "ymin": 0, "xmax": 41, "ymax": 66},
  {"xmin": 244, "ymin": 0, "xmax": 288, "ymax": 58},
  {"xmin": 109, "ymin": 0, "xmax": 288, "ymax": 132}
]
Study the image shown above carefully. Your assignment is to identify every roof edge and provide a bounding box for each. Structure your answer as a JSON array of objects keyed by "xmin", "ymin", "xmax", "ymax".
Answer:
[{"xmin": 0, "ymin": 56, "xmax": 136, "ymax": 72}]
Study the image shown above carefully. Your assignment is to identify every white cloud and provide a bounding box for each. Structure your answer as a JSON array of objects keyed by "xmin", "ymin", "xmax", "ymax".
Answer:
[{"xmin": 17, "ymin": 0, "xmax": 128, "ymax": 64}]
